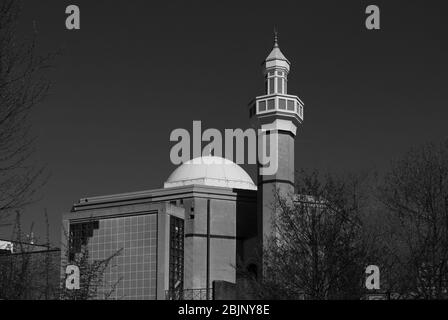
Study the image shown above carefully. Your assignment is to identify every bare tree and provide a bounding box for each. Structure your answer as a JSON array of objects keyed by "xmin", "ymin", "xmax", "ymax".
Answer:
[
  {"xmin": 0, "ymin": 0, "xmax": 52, "ymax": 221},
  {"xmin": 249, "ymin": 170, "xmax": 378, "ymax": 300},
  {"xmin": 0, "ymin": 213, "xmax": 122, "ymax": 300},
  {"xmin": 60, "ymin": 245, "xmax": 123, "ymax": 300},
  {"xmin": 0, "ymin": 211, "xmax": 60, "ymax": 300},
  {"xmin": 379, "ymin": 140, "xmax": 448, "ymax": 299},
  {"xmin": 60, "ymin": 221, "xmax": 123, "ymax": 300}
]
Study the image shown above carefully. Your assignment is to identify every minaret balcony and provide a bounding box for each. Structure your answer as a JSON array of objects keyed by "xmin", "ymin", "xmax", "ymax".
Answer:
[{"xmin": 248, "ymin": 94, "xmax": 304, "ymax": 122}]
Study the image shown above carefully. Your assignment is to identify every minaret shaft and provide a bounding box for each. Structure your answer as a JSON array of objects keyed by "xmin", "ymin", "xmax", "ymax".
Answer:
[
  {"xmin": 248, "ymin": 33, "xmax": 304, "ymax": 269},
  {"xmin": 257, "ymin": 129, "xmax": 295, "ymax": 247}
]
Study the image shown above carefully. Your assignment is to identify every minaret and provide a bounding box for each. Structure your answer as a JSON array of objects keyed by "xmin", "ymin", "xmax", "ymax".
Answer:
[{"xmin": 249, "ymin": 32, "xmax": 304, "ymax": 254}]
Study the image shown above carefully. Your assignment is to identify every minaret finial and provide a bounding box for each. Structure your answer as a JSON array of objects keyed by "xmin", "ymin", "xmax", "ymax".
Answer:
[{"xmin": 274, "ymin": 26, "xmax": 279, "ymax": 48}]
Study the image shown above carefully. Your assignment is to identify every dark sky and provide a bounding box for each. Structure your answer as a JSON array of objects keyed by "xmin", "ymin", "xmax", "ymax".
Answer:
[{"xmin": 2, "ymin": 0, "xmax": 447, "ymax": 245}]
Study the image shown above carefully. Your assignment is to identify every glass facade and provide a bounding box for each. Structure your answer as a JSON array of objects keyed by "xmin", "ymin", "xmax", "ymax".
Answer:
[
  {"xmin": 169, "ymin": 216, "xmax": 184, "ymax": 293},
  {"xmin": 69, "ymin": 221, "xmax": 99, "ymax": 261},
  {"xmin": 70, "ymin": 213, "xmax": 158, "ymax": 300}
]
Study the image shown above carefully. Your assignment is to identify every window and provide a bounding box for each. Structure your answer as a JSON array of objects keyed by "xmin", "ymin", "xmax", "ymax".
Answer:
[
  {"xmin": 287, "ymin": 100, "xmax": 295, "ymax": 111},
  {"xmin": 269, "ymin": 78, "xmax": 275, "ymax": 94},
  {"xmin": 69, "ymin": 221, "xmax": 99, "ymax": 261},
  {"xmin": 259, "ymin": 101, "xmax": 267, "ymax": 112},
  {"xmin": 277, "ymin": 78, "xmax": 283, "ymax": 94},
  {"xmin": 279, "ymin": 99, "xmax": 286, "ymax": 110},
  {"xmin": 267, "ymin": 99, "xmax": 275, "ymax": 110},
  {"xmin": 169, "ymin": 216, "xmax": 184, "ymax": 293}
]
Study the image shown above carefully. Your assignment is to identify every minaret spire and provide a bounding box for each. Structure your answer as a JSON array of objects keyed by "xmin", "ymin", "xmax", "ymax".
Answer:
[{"xmin": 274, "ymin": 26, "xmax": 279, "ymax": 48}]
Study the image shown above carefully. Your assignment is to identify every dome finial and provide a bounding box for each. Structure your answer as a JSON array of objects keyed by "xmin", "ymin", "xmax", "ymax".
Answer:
[{"xmin": 274, "ymin": 26, "xmax": 279, "ymax": 48}]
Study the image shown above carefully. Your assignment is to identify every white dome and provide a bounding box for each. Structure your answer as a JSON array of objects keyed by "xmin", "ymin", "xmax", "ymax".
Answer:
[{"xmin": 164, "ymin": 156, "xmax": 257, "ymax": 191}]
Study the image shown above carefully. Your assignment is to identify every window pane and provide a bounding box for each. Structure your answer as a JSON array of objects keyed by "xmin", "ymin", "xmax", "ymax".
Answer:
[
  {"xmin": 287, "ymin": 100, "xmax": 295, "ymax": 111},
  {"xmin": 269, "ymin": 79, "xmax": 274, "ymax": 94},
  {"xmin": 279, "ymin": 99, "xmax": 286, "ymax": 109},
  {"xmin": 277, "ymin": 78, "xmax": 283, "ymax": 94},
  {"xmin": 169, "ymin": 216, "xmax": 184, "ymax": 292}
]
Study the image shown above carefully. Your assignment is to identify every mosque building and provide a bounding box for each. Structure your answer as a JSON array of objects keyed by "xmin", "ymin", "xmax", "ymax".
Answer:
[{"xmin": 62, "ymin": 34, "xmax": 304, "ymax": 300}]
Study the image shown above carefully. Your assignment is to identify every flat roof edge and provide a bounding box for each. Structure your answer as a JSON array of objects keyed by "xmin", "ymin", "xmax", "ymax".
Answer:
[{"xmin": 72, "ymin": 184, "xmax": 257, "ymax": 211}]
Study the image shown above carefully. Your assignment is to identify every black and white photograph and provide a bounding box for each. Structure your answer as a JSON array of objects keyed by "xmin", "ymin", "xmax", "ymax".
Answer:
[{"xmin": 0, "ymin": 0, "xmax": 447, "ymax": 316}]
